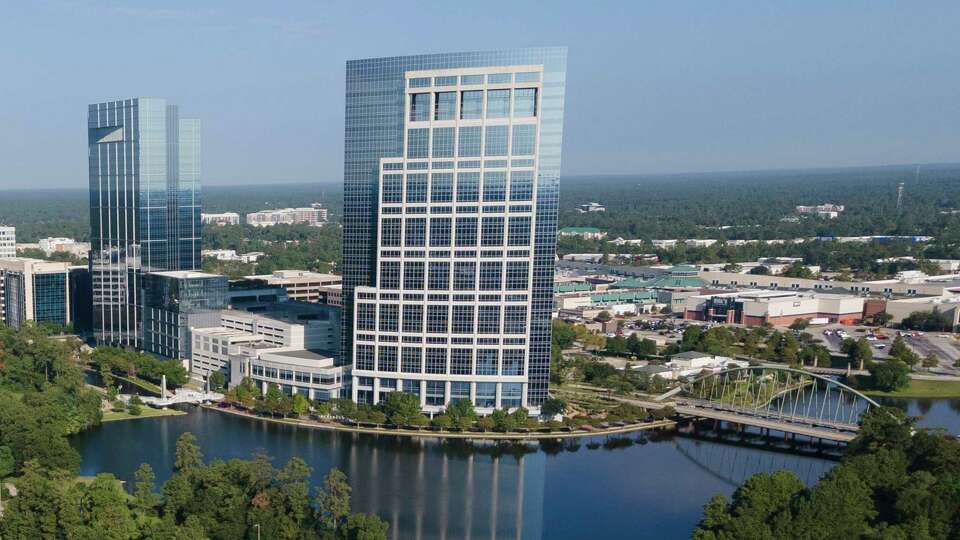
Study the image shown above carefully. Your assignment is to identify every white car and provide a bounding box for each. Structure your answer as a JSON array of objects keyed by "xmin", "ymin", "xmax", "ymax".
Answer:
[{"xmin": 865, "ymin": 336, "xmax": 877, "ymax": 341}]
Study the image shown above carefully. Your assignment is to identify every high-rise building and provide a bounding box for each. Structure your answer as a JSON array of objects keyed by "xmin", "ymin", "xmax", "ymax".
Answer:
[
  {"xmin": 0, "ymin": 258, "xmax": 71, "ymax": 330},
  {"xmin": 342, "ymin": 49, "xmax": 567, "ymax": 412},
  {"xmin": 88, "ymin": 98, "xmax": 202, "ymax": 346},
  {"xmin": 0, "ymin": 226, "xmax": 15, "ymax": 259}
]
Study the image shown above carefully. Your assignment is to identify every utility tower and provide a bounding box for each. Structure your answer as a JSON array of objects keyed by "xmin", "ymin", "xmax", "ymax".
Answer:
[{"xmin": 896, "ymin": 182, "xmax": 905, "ymax": 213}]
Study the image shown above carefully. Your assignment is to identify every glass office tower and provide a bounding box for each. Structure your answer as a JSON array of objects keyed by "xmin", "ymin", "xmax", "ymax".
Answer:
[
  {"xmin": 88, "ymin": 98, "xmax": 202, "ymax": 347},
  {"xmin": 343, "ymin": 49, "xmax": 566, "ymax": 412}
]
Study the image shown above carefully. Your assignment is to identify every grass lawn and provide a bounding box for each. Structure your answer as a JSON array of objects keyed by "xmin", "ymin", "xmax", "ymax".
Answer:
[
  {"xmin": 102, "ymin": 407, "xmax": 187, "ymax": 422},
  {"xmin": 864, "ymin": 379, "xmax": 960, "ymax": 399}
]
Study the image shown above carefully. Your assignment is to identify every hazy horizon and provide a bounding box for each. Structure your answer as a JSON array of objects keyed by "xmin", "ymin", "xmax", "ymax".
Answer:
[
  {"xmin": 2, "ymin": 160, "xmax": 956, "ymax": 193},
  {"xmin": 2, "ymin": 1, "xmax": 958, "ymax": 189}
]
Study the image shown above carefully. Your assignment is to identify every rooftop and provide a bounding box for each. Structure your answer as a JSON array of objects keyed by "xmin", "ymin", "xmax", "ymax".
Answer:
[{"xmin": 149, "ymin": 270, "xmax": 224, "ymax": 280}]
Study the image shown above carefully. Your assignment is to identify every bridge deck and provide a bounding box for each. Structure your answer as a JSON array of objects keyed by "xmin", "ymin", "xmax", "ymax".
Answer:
[{"xmin": 633, "ymin": 400, "xmax": 857, "ymax": 443}]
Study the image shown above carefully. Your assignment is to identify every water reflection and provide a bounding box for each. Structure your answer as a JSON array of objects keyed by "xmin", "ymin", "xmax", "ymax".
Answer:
[{"xmin": 73, "ymin": 407, "xmax": 840, "ymax": 539}]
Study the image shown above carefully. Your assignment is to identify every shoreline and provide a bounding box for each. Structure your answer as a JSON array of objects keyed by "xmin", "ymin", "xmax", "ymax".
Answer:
[
  {"xmin": 202, "ymin": 404, "xmax": 677, "ymax": 440},
  {"xmin": 102, "ymin": 408, "xmax": 187, "ymax": 423},
  {"xmin": 864, "ymin": 379, "xmax": 960, "ymax": 399}
]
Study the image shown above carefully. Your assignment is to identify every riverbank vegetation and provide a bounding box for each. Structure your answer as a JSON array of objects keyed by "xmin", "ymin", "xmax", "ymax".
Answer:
[
  {"xmin": 0, "ymin": 323, "xmax": 102, "ymax": 474},
  {"xmin": 91, "ymin": 347, "xmax": 189, "ymax": 393},
  {"xmin": 694, "ymin": 406, "xmax": 960, "ymax": 538},
  {"xmin": 223, "ymin": 377, "xmax": 673, "ymax": 435},
  {"xmin": 0, "ymin": 432, "xmax": 388, "ymax": 539}
]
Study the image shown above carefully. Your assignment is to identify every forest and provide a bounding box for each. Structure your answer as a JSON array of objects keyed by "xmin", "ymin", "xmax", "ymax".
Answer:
[{"xmin": 3, "ymin": 164, "xmax": 960, "ymax": 276}]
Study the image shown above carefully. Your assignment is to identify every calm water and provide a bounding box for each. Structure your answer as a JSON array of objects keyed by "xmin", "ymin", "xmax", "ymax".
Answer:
[
  {"xmin": 72, "ymin": 397, "xmax": 960, "ymax": 539},
  {"xmin": 72, "ymin": 407, "xmax": 845, "ymax": 539}
]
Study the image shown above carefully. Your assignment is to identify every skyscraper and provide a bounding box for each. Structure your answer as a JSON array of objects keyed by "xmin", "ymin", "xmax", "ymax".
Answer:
[
  {"xmin": 342, "ymin": 49, "xmax": 566, "ymax": 412},
  {"xmin": 88, "ymin": 98, "xmax": 202, "ymax": 347}
]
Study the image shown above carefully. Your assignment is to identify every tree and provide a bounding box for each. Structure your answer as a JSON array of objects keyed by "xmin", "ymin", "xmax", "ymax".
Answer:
[
  {"xmin": 491, "ymin": 408, "xmax": 516, "ymax": 431},
  {"xmin": 723, "ymin": 262, "xmax": 742, "ymax": 272},
  {"xmin": 748, "ymin": 265, "xmax": 771, "ymax": 275},
  {"xmin": 780, "ymin": 261, "xmax": 814, "ymax": 279},
  {"xmin": 788, "ymin": 318, "xmax": 810, "ymax": 332},
  {"xmin": 134, "ymin": 463, "xmax": 159, "ymax": 513},
  {"xmin": 605, "ymin": 336, "xmax": 628, "ymax": 354},
  {"xmin": 316, "ymin": 468, "xmax": 352, "ymax": 532},
  {"xmin": 842, "ymin": 337, "xmax": 873, "ymax": 370},
  {"xmin": 552, "ymin": 319, "xmax": 577, "ymax": 350},
  {"xmin": 889, "ymin": 335, "xmax": 910, "ymax": 358},
  {"xmin": 430, "ymin": 414, "xmax": 452, "ymax": 430},
  {"xmin": 922, "ymin": 354, "xmax": 939, "ymax": 369},
  {"xmin": 174, "ymin": 432, "xmax": 202, "ymax": 472},
  {"xmin": 207, "ymin": 371, "xmax": 226, "ymax": 392},
  {"xmin": 595, "ymin": 310, "xmax": 612, "ymax": 323},
  {"xmin": 872, "ymin": 312, "xmax": 893, "ymax": 326},
  {"xmin": 541, "ymin": 398, "xmax": 567, "ymax": 417},
  {"xmin": 291, "ymin": 393, "xmax": 311, "ymax": 417},
  {"xmin": 511, "ymin": 407, "xmax": 530, "ymax": 428},
  {"xmin": 476, "ymin": 416, "xmax": 495, "ymax": 431},
  {"xmin": 379, "ymin": 392, "xmax": 424, "ymax": 426},
  {"xmin": 868, "ymin": 360, "xmax": 910, "ymax": 392},
  {"xmin": 342, "ymin": 512, "xmax": 389, "ymax": 540},
  {"xmin": 901, "ymin": 309, "xmax": 954, "ymax": 332},
  {"xmin": 693, "ymin": 471, "xmax": 804, "ymax": 539},
  {"xmin": 446, "ymin": 399, "xmax": 477, "ymax": 430},
  {"xmin": 0, "ymin": 446, "xmax": 15, "ymax": 479}
]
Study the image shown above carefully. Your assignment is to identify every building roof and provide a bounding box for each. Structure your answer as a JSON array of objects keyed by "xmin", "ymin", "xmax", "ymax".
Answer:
[
  {"xmin": 671, "ymin": 351, "xmax": 712, "ymax": 361},
  {"xmin": 590, "ymin": 291, "xmax": 658, "ymax": 304},
  {"xmin": 149, "ymin": 270, "xmax": 224, "ymax": 279},
  {"xmin": 555, "ymin": 282, "xmax": 593, "ymax": 293}
]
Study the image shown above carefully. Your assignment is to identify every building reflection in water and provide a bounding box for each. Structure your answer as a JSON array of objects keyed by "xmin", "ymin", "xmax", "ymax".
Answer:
[{"xmin": 338, "ymin": 436, "xmax": 545, "ymax": 540}]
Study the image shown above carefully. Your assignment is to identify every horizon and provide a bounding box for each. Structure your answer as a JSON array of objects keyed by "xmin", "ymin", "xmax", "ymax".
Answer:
[{"xmin": 3, "ymin": 160, "xmax": 957, "ymax": 193}]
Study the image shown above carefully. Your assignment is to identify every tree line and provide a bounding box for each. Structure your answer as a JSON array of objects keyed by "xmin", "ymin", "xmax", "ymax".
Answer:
[
  {"xmin": 1, "ymin": 432, "xmax": 388, "ymax": 540},
  {"xmin": 694, "ymin": 406, "xmax": 960, "ymax": 538}
]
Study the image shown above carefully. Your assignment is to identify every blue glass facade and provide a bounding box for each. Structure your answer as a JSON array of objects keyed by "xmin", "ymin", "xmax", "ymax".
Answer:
[
  {"xmin": 142, "ymin": 271, "xmax": 227, "ymax": 360},
  {"xmin": 0, "ymin": 262, "xmax": 70, "ymax": 330},
  {"xmin": 342, "ymin": 49, "xmax": 566, "ymax": 406},
  {"xmin": 88, "ymin": 98, "xmax": 202, "ymax": 347}
]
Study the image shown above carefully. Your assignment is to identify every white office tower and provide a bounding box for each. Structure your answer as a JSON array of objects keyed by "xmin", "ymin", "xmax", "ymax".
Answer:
[
  {"xmin": 0, "ymin": 227, "xmax": 15, "ymax": 259},
  {"xmin": 346, "ymin": 50, "xmax": 567, "ymax": 415}
]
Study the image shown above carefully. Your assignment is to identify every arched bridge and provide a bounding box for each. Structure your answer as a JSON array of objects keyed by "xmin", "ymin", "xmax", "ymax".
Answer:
[{"xmin": 646, "ymin": 365, "xmax": 880, "ymax": 443}]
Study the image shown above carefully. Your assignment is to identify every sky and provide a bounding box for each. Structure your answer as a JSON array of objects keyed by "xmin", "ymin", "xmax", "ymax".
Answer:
[{"xmin": 0, "ymin": 0, "xmax": 958, "ymax": 189}]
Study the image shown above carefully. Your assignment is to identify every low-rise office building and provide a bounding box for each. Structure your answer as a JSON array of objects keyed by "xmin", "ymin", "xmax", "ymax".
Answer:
[
  {"xmin": 684, "ymin": 290, "xmax": 864, "ymax": 326},
  {"xmin": 558, "ymin": 227, "xmax": 607, "ymax": 240},
  {"xmin": 141, "ymin": 271, "xmax": 228, "ymax": 364},
  {"xmin": 200, "ymin": 212, "xmax": 241, "ymax": 226},
  {"xmin": 245, "ymin": 270, "xmax": 342, "ymax": 304},
  {"xmin": 0, "ymin": 258, "xmax": 71, "ymax": 329},
  {"xmin": 191, "ymin": 301, "xmax": 346, "ymax": 399},
  {"xmin": 37, "ymin": 237, "xmax": 91, "ymax": 258},
  {"xmin": 230, "ymin": 348, "xmax": 347, "ymax": 401},
  {"xmin": 245, "ymin": 206, "xmax": 328, "ymax": 227}
]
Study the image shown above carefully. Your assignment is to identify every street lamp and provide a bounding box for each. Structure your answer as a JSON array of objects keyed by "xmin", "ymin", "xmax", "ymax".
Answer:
[{"xmin": 254, "ymin": 524, "xmax": 260, "ymax": 540}]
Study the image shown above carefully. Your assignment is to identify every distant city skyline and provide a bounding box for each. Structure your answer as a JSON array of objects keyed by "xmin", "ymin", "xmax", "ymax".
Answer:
[{"xmin": 1, "ymin": 1, "xmax": 959, "ymax": 189}]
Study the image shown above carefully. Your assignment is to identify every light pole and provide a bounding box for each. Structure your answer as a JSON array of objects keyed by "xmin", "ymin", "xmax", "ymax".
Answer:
[{"xmin": 254, "ymin": 523, "xmax": 260, "ymax": 540}]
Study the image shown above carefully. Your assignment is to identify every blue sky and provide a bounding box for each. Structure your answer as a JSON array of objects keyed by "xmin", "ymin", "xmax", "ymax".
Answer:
[{"xmin": 1, "ymin": 0, "xmax": 958, "ymax": 188}]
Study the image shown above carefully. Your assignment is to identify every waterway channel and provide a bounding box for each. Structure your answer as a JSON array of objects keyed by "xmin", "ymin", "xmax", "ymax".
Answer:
[{"xmin": 70, "ymin": 398, "xmax": 960, "ymax": 539}]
